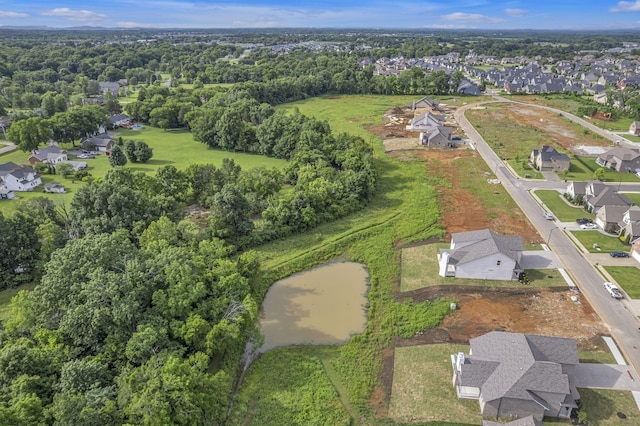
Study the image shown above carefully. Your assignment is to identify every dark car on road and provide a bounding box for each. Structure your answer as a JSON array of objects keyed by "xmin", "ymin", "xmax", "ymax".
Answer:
[
  {"xmin": 576, "ymin": 218, "xmax": 593, "ymax": 225},
  {"xmin": 610, "ymin": 251, "xmax": 630, "ymax": 258}
]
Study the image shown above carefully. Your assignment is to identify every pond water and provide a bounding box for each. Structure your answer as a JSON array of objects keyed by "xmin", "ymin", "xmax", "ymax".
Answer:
[{"xmin": 258, "ymin": 261, "xmax": 369, "ymax": 353}]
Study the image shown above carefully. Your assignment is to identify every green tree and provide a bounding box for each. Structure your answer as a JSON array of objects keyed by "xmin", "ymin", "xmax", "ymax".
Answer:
[
  {"xmin": 124, "ymin": 140, "xmax": 137, "ymax": 163},
  {"xmin": 40, "ymin": 92, "xmax": 56, "ymax": 118},
  {"xmin": 55, "ymin": 162, "xmax": 74, "ymax": 178},
  {"xmin": 134, "ymin": 141, "xmax": 153, "ymax": 163},
  {"xmin": 7, "ymin": 117, "xmax": 52, "ymax": 152},
  {"xmin": 108, "ymin": 145, "xmax": 127, "ymax": 167}
]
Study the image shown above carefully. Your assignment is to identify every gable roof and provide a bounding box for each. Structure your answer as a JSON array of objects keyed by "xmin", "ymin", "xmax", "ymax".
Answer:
[
  {"xmin": 597, "ymin": 204, "xmax": 629, "ymax": 223},
  {"xmin": 449, "ymin": 229, "xmax": 523, "ymax": 266},
  {"xmin": 588, "ymin": 187, "xmax": 632, "ymax": 209},
  {"xmin": 29, "ymin": 146, "xmax": 67, "ymax": 162},
  {"xmin": 536, "ymin": 146, "xmax": 570, "ymax": 163},
  {"xmin": 598, "ymin": 147, "xmax": 640, "ymax": 163},
  {"xmin": 0, "ymin": 162, "xmax": 20, "ymax": 176},
  {"xmin": 462, "ymin": 332, "xmax": 578, "ymax": 403}
]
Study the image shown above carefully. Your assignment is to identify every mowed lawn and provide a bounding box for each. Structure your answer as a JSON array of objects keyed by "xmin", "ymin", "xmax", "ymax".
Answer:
[
  {"xmin": 534, "ymin": 189, "xmax": 593, "ymax": 222},
  {"xmin": 389, "ymin": 344, "xmax": 482, "ymax": 424},
  {"xmin": 400, "ymin": 243, "xmax": 567, "ymax": 291},
  {"xmin": 603, "ymin": 266, "xmax": 640, "ymax": 299},
  {"xmin": 0, "ymin": 126, "xmax": 286, "ymax": 213},
  {"xmin": 570, "ymin": 231, "xmax": 629, "ymax": 253}
]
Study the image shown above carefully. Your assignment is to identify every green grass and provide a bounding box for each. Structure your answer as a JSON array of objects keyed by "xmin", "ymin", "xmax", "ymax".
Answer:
[
  {"xmin": 579, "ymin": 349, "xmax": 618, "ymax": 364},
  {"xmin": 0, "ymin": 126, "xmax": 286, "ymax": 214},
  {"xmin": 603, "ymin": 266, "xmax": 640, "ymax": 299},
  {"xmin": 535, "ymin": 189, "xmax": 593, "ymax": 222},
  {"xmin": 389, "ymin": 344, "xmax": 481, "ymax": 425},
  {"xmin": 0, "ymin": 282, "xmax": 36, "ymax": 321},
  {"xmin": 570, "ymin": 231, "xmax": 629, "ymax": 253},
  {"xmin": 228, "ymin": 348, "xmax": 351, "ymax": 426},
  {"xmin": 621, "ymin": 192, "xmax": 640, "ymax": 205},
  {"xmin": 619, "ymin": 134, "xmax": 640, "ymax": 142},
  {"xmin": 578, "ymin": 388, "xmax": 640, "ymax": 425},
  {"xmin": 566, "ymin": 157, "xmax": 640, "ymax": 182},
  {"xmin": 400, "ymin": 243, "xmax": 568, "ymax": 291}
]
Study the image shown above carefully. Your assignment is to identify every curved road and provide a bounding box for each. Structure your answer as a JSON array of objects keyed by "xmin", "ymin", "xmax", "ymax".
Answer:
[{"xmin": 455, "ymin": 101, "xmax": 640, "ymax": 378}]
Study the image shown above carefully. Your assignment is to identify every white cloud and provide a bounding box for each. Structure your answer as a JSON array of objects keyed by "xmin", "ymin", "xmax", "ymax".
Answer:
[
  {"xmin": 505, "ymin": 8, "xmax": 527, "ymax": 17},
  {"xmin": 41, "ymin": 8, "xmax": 107, "ymax": 21},
  {"xmin": 611, "ymin": 1, "xmax": 640, "ymax": 12},
  {"xmin": 442, "ymin": 12, "xmax": 506, "ymax": 24},
  {"xmin": 0, "ymin": 11, "xmax": 29, "ymax": 18}
]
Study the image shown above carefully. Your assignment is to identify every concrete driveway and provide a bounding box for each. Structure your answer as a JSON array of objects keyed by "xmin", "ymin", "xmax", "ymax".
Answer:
[
  {"xmin": 520, "ymin": 250, "xmax": 562, "ymax": 269},
  {"xmin": 574, "ymin": 363, "xmax": 640, "ymax": 391}
]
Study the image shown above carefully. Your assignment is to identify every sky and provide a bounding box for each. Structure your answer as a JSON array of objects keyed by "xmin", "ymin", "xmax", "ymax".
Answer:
[{"xmin": 3, "ymin": 1, "xmax": 640, "ymax": 30}]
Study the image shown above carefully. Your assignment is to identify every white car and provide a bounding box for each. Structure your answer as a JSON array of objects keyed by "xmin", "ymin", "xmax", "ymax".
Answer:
[
  {"xmin": 580, "ymin": 223, "xmax": 598, "ymax": 230},
  {"xmin": 603, "ymin": 282, "xmax": 624, "ymax": 299},
  {"xmin": 543, "ymin": 212, "xmax": 553, "ymax": 220}
]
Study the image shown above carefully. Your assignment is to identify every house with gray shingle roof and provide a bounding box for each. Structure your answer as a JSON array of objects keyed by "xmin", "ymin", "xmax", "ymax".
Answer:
[
  {"xmin": 438, "ymin": 229, "xmax": 523, "ymax": 280},
  {"xmin": 530, "ymin": 146, "xmax": 570, "ymax": 172},
  {"xmin": 586, "ymin": 187, "xmax": 632, "ymax": 213},
  {"xmin": 596, "ymin": 147, "xmax": 640, "ymax": 172},
  {"xmin": 452, "ymin": 331, "xmax": 579, "ymax": 422}
]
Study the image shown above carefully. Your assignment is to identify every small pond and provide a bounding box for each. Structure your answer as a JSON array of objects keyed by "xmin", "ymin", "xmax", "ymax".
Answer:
[{"xmin": 258, "ymin": 261, "xmax": 369, "ymax": 353}]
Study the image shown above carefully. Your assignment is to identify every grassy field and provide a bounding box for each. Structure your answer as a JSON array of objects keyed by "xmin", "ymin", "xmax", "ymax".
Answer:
[
  {"xmin": 571, "ymin": 231, "xmax": 629, "ymax": 253},
  {"xmin": 603, "ymin": 266, "xmax": 640, "ymax": 299},
  {"xmin": 0, "ymin": 282, "xmax": 35, "ymax": 321},
  {"xmin": 534, "ymin": 189, "xmax": 593, "ymax": 222},
  {"xmin": 401, "ymin": 243, "xmax": 567, "ymax": 291},
  {"xmin": 389, "ymin": 344, "xmax": 481, "ymax": 425},
  {"xmin": 0, "ymin": 126, "xmax": 286, "ymax": 214},
  {"xmin": 228, "ymin": 348, "xmax": 352, "ymax": 426},
  {"xmin": 229, "ymin": 94, "xmax": 455, "ymax": 424}
]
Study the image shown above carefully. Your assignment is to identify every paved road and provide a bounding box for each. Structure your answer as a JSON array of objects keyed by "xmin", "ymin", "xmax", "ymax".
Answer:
[
  {"xmin": 455, "ymin": 102, "xmax": 640, "ymax": 379},
  {"xmin": 0, "ymin": 142, "xmax": 16, "ymax": 155}
]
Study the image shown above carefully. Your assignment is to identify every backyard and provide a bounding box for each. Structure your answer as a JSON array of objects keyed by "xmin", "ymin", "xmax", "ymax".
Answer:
[{"xmin": 400, "ymin": 242, "xmax": 565, "ymax": 292}]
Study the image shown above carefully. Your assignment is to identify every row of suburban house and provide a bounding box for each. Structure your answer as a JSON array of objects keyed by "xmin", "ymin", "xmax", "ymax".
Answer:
[
  {"xmin": 0, "ymin": 133, "xmax": 120, "ymax": 199},
  {"xmin": 406, "ymin": 96, "xmax": 458, "ymax": 147},
  {"xmin": 530, "ymin": 145, "xmax": 640, "ymax": 175}
]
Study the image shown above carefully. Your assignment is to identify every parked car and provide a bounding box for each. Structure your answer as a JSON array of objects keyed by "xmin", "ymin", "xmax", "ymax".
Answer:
[
  {"xmin": 580, "ymin": 223, "xmax": 598, "ymax": 230},
  {"xmin": 610, "ymin": 251, "xmax": 630, "ymax": 258},
  {"xmin": 603, "ymin": 282, "xmax": 624, "ymax": 299},
  {"xmin": 576, "ymin": 218, "xmax": 593, "ymax": 225},
  {"xmin": 543, "ymin": 212, "xmax": 554, "ymax": 220}
]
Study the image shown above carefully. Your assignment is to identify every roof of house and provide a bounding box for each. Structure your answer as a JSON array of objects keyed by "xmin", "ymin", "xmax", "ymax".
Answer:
[
  {"xmin": 29, "ymin": 146, "xmax": 67, "ymax": 161},
  {"xmin": 44, "ymin": 183, "xmax": 64, "ymax": 190},
  {"xmin": 461, "ymin": 332, "xmax": 578, "ymax": 403},
  {"xmin": 428, "ymin": 126, "xmax": 452, "ymax": 142},
  {"xmin": 567, "ymin": 181, "xmax": 587, "ymax": 195},
  {"xmin": 0, "ymin": 162, "xmax": 19, "ymax": 176},
  {"xmin": 597, "ymin": 204, "xmax": 629, "ymax": 223},
  {"xmin": 482, "ymin": 415, "xmax": 542, "ymax": 426},
  {"xmin": 535, "ymin": 146, "xmax": 570, "ymax": 163},
  {"xmin": 109, "ymin": 114, "xmax": 130, "ymax": 124},
  {"xmin": 598, "ymin": 147, "xmax": 640, "ymax": 163},
  {"xmin": 82, "ymin": 136, "xmax": 116, "ymax": 147},
  {"xmin": 448, "ymin": 229, "xmax": 523, "ymax": 266},
  {"xmin": 626, "ymin": 205, "xmax": 640, "ymax": 222},
  {"xmin": 588, "ymin": 187, "xmax": 633, "ymax": 208}
]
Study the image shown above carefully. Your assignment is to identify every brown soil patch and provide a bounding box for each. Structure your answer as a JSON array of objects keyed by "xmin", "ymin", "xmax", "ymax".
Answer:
[
  {"xmin": 373, "ymin": 286, "xmax": 609, "ymax": 417},
  {"xmin": 411, "ymin": 148, "xmax": 540, "ymax": 243}
]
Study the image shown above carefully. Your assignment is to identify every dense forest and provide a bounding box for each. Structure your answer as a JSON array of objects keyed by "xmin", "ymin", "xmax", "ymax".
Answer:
[{"xmin": 1, "ymin": 28, "xmax": 639, "ymax": 424}]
